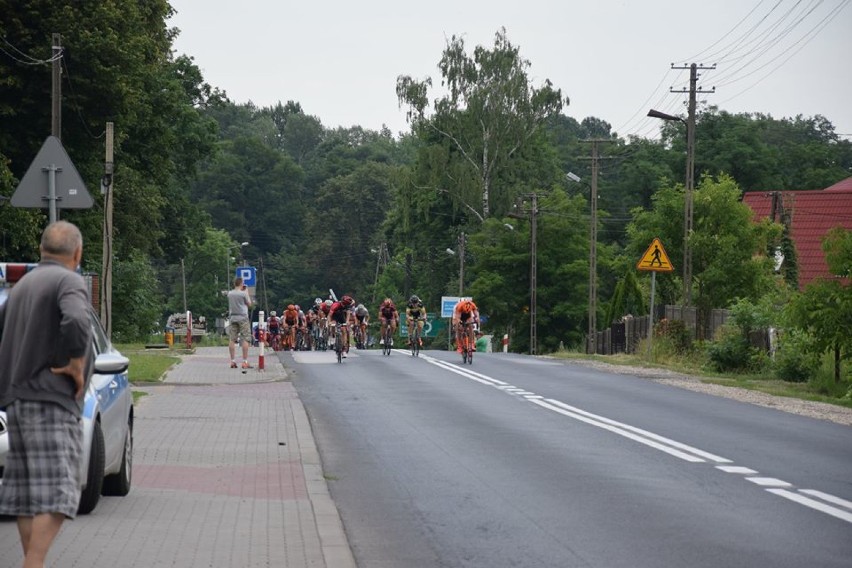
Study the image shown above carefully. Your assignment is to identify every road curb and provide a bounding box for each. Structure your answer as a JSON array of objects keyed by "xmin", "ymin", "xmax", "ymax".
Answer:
[{"xmin": 290, "ymin": 395, "xmax": 357, "ymax": 568}]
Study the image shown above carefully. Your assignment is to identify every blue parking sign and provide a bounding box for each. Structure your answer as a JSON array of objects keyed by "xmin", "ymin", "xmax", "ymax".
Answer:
[{"xmin": 236, "ymin": 266, "xmax": 256, "ymax": 287}]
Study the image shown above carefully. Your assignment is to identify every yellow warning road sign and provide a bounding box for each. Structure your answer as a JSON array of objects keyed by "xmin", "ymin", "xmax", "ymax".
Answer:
[{"xmin": 637, "ymin": 238, "xmax": 674, "ymax": 272}]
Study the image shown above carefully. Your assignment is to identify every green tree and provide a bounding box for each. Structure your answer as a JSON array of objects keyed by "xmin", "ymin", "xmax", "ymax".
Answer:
[
  {"xmin": 396, "ymin": 28, "xmax": 568, "ymax": 220},
  {"xmin": 111, "ymin": 250, "xmax": 163, "ymax": 341},
  {"xmin": 468, "ymin": 188, "xmax": 590, "ymax": 352},
  {"xmin": 787, "ymin": 228, "xmax": 852, "ymax": 383},
  {"xmin": 625, "ymin": 175, "xmax": 778, "ymax": 327}
]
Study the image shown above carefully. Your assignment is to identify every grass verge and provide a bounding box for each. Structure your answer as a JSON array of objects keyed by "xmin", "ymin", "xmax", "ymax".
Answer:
[
  {"xmin": 552, "ymin": 348, "xmax": 852, "ymax": 409},
  {"xmin": 116, "ymin": 344, "xmax": 181, "ymax": 383}
]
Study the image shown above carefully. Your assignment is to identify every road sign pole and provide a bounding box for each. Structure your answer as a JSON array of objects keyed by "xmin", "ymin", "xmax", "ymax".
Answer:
[
  {"xmin": 647, "ymin": 271, "xmax": 656, "ymax": 360},
  {"xmin": 46, "ymin": 164, "xmax": 59, "ymax": 223}
]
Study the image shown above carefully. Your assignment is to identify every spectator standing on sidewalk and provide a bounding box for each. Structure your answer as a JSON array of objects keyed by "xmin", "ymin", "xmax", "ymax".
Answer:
[
  {"xmin": 0, "ymin": 220, "xmax": 93, "ymax": 568},
  {"xmin": 228, "ymin": 276, "xmax": 253, "ymax": 369}
]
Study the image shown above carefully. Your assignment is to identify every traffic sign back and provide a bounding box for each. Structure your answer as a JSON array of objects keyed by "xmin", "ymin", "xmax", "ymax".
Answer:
[{"xmin": 12, "ymin": 136, "xmax": 93, "ymax": 209}]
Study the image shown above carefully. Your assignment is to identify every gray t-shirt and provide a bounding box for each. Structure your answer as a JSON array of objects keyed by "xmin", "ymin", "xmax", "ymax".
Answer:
[
  {"xmin": 0, "ymin": 260, "xmax": 93, "ymax": 417},
  {"xmin": 228, "ymin": 288, "xmax": 251, "ymax": 322}
]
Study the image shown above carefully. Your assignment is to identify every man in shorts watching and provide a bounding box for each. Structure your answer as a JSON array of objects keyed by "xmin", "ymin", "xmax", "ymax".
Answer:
[
  {"xmin": 0, "ymin": 221, "xmax": 93, "ymax": 568},
  {"xmin": 228, "ymin": 276, "xmax": 253, "ymax": 369}
]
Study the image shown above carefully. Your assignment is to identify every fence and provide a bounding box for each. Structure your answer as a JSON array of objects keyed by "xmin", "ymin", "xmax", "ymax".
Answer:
[{"xmin": 591, "ymin": 305, "xmax": 732, "ymax": 355}]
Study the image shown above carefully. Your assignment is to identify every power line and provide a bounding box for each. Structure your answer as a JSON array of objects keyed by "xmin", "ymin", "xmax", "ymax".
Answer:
[{"xmin": 0, "ymin": 35, "xmax": 62, "ymax": 65}]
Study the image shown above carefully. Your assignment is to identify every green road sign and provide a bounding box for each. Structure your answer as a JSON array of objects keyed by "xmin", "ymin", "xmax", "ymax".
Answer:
[{"xmin": 400, "ymin": 314, "xmax": 446, "ymax": 338}]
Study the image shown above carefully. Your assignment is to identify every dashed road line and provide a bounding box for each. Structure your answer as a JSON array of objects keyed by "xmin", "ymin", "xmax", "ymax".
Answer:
[{"xmin": 419, "ymin": 354, "xmax": 852, "ymax": 525}]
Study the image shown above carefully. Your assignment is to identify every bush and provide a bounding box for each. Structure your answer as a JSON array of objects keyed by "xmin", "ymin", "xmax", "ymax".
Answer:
[
  {"xmin": 655, "ymin": 318, "xmax": 692, "ymax": 354},
  {"xmin": 706, "ymin": 324, "xmax": 761, "ymax": 373},
  {"xmin": 772, "ymin": 330, "xmax": 819, "ymax": 383}
]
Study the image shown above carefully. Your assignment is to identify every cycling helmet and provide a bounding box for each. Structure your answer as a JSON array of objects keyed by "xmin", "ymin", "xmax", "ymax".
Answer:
[
  {"xmin": 315, "ymin": 297, "xmax": 322, "ymax": 305},
  {"xmin": 295, "ymin": 305, "xmax": 301, "ymax": 311},
  {"xmin": 270, "ymin": 311, "xmax": 277, "ymax": 317},
  {"xmin": 342, "ymin": 295, "xmax": 354, "ymax": 306},
  {"xmin": 325, "ymin": 299, "xmax": 333, "ymax": 306},
  {"xmin": 356, "ymin": 303, "xmax": 365, "ymax": 310},
  {"xmin": 287, "ymin": 304, "xmax": 295, "ymax": 311},
  {"xmin": 409, "ymin": 295, "xmax": 421, "ymax": 305}
]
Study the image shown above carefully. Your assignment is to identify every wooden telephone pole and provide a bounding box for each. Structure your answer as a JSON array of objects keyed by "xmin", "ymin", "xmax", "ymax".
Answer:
[
  {"xmin": 509, "ymin": 195, "xmax": 539, "ymax": 355},
  {"xmin": 578, "ymin": 139, "xmax": 614, "ymax": 354}
]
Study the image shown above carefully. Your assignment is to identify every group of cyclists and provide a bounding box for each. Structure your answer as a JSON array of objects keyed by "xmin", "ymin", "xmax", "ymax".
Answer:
[{"xmin": 260, "ymin": 294, "xmax": 481, "ymax": 357}]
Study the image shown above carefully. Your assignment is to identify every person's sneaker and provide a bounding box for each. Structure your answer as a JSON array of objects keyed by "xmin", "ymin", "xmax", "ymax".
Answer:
[
  {"xmin": 379, "ymin": 338, "xmax": 384, "ymax": 345},
  {"xmin": 241, "ymin": 361, "xmax": 253, "ymax": 369},
  {"xmin": 230, "ymin": 361, "xmax": 238, "ymax": 369}
]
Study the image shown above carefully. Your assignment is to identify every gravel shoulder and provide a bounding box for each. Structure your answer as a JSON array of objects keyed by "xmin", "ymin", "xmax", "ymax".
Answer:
[{"xmin": 562, "ymin": 358, "xmax": 852, "ymax": 427}]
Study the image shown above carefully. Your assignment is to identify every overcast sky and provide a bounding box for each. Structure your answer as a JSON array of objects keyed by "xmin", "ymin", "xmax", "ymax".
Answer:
[{"xmin": 168, "ymin": 0, "xmax": 852, "ymax": 140}]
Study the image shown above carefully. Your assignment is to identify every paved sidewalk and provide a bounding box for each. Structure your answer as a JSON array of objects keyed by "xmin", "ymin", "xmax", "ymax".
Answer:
[{"xmin": 0, "ymin": 345, "xmax": 356, "ymax": 568}]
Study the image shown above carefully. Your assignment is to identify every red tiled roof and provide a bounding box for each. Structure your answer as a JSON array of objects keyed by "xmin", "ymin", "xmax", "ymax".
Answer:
[
  {"xmin": 743, "ymin": 178, "xmax": 852, "ymax": 290},
  {"xmin": 824, "ymin": 177, "xmax": 852, "ymax": 192}
]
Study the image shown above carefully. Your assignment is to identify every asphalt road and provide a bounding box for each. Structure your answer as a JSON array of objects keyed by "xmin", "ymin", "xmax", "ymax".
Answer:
[{"xmin": 285, "ymin": 348, "xmax": 852, "ymax": 568}]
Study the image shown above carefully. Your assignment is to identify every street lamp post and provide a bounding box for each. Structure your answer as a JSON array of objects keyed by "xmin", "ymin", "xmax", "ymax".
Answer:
[
  {"xmin": 567, "ymin": 172, "xmax": 597, "ymax": 354},
  {"xmin": 445, "ymin": 233, "xmax": 466, "ymax": 296},
  {"xmin": 227, "ymin": 241, "xmax": 249, "ymax": 286},
  {"xmin": 647, "ymin": 108, "xmax": 694, "ymax": 308}
]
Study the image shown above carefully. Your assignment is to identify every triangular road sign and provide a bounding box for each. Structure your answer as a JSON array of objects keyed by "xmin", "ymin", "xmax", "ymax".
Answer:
[
  {"xmin": 637, "ymin": 238, "xmax": 674, "ymax": 272},
  {"xmin": 11, "ymin": 136, "xmax": 93, "ymax": 209}
]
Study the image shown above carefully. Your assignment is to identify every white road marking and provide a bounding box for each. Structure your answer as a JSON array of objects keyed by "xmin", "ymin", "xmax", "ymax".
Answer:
[
  {"xmin": 543, "ymin": 399, "xmax": 731, "ymax": 464},
  {"xmin": 767, "ymin": 489, "xmax": 852, "ymax": 523},
  {"xmin": 414, "ymin": 354, "xmax": 852, "ymax": 525},
  {"xmin": 799, "ymin": 490, "xmax": 852, "ymax": 511},
  {"xmin": 746, "ymin": 477, "xmax": 792, "ymax": 487},
  {"xmin": 716, "ymin": 466, "xmax": 759, "ymax": 475},
  {"xmin": 529, "ymin": 398, "xmax": 706, "ymax": 463}
]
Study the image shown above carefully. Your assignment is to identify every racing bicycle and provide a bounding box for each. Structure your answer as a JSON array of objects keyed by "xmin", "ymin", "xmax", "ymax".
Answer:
[
  {"xmin": 382, "ymin": 324, "xmax": 393, "ymax": 356},
  {"xmin": 410, "ymin": 318, "xmax": 423, "ymax": 357},
  {"xmin": 458, "ymin": 322, "xmax": 475, "ymax": 364},
  {"xmin": 333, "ymin": 322, "xmax": 347, "ymax": 363}
]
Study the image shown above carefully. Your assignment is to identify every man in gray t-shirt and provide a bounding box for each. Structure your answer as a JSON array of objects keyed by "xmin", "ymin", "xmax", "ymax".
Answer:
[{"xmin": 227, "ymin": 277, "xmax": 253, "ymax": 369}]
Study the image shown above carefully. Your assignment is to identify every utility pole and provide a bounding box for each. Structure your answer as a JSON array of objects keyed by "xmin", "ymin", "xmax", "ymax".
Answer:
[
  {"xmin": 529, "ymin": 196, "xmax": 537, "ymax": 355},
  {"xmin": 578, "ymin": 139, "xmax": 614, "ymax": 354},
  {"xmin": 509, "ymin": 196, "xmax": 540, "ymax": 355},
  {"xmin": 670, "ymin": 63, "xmax": 715, "ymax": 308},
  {"xmin": 458, "ymin": 232, "xmax": 466, "ymax": 295},
  {"xmin": 181, "ymin": 258, "xmax": 187, "ymax": 313},
  {"xmin": 405, "ymin": 252, "xmax": 413, "ymax": 300},
  {"xmin": 51, "ymin": 33, "xmax": 62, "ymax": 139},
  {"xmin": 372, "ymin": 242, "xmax": 388, "ymax": 304},
  {"xmin": 101, "ymin": 122, "xmax": 114, "ymax": 338}
]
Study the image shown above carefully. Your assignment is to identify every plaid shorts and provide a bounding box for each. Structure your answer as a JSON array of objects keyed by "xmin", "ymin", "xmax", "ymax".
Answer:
[
  {"xmin": 0, "ymin": 399, "xmax": 83, "ymax": 519},
  {"xmin": 228, "ymin": 319, "xmax": 251, "ymax": 343}
]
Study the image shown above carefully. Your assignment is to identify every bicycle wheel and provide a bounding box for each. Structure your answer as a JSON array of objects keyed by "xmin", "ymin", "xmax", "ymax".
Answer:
[
  {"xmin": 413, "ymin": 328, "xmax": 420, "ymax": 357},
  {"xmin": 383, "ymin": 328, "xmax": 391, "ymax": 356},
  {"xmin": 336, "ymin": 330, "xmax": 343, "ymax": 363}
]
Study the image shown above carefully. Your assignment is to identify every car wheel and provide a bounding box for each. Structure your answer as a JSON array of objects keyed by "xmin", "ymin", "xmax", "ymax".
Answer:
[
  {"xmin": 77, "ymin": 421, "xmax": 105, "ymax": 515},
  {"xmin": 103, "ymin": 417, "xmax": 132, "ymax": 496}
]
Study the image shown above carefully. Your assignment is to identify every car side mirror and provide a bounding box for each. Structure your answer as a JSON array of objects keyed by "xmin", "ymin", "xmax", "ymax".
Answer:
[{"xmin": 94, "ymin": 353, "xmax": 130, "ymax": 375}]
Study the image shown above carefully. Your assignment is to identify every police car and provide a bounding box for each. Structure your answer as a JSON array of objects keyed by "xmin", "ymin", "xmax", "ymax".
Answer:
[{"xmin": 0, "ymin": 262, "xmax": 134, "ymax": 514}]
